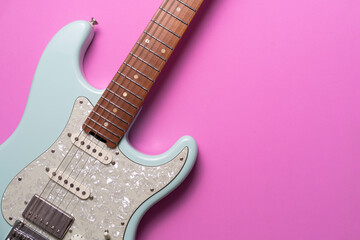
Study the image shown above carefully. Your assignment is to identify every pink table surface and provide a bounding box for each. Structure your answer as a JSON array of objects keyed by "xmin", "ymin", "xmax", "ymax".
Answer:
[{"xmin": 1, "ymin": 0, "xmax": 360, "ymax": 239}]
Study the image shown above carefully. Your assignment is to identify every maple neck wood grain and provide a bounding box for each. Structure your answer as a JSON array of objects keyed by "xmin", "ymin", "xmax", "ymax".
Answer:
[{"xmin": 83, "ymin": 0, "xmax": 203, "ymax": 148}]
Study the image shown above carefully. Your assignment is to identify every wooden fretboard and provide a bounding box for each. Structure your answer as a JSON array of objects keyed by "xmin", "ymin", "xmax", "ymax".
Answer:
[{"xmin": 83, "ymin": 0, "xmax": 203, "ymax": 148}]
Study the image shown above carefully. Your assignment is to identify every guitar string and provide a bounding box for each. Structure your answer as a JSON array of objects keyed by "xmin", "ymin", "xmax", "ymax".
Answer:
[
  {"xmin": 50, "ymin": 130, "xmax": 104, "ymax": 205},
  {"xmin": 33, "ymin": 131, "xmax": 96, "ymax": 235},
  {"xmin": 56, "ymin": 134, "xmax": 106, "ymax": 210},
  {"xmin": 98, "ymin": 0, "xmax": 178, "ymax": 138},
  {"xmin": 21, "ymin": 130, "xmax": 85, "ymax": 235},
  {"xmin": 50, "ymin": 148, "xmax": 90, "ymax": 206},
  {"xmin": 46, "ymin": 129, "xmax": 102, "ymax": 204},
  {"xmin": 59, "ymin": 0, "xmax": 190, "ymax": 214},
  {"xmin": 63, "ymin": 148, "xmax": 100, "ymax": 212},
  {"xmin": 64, "ymin": 139, "xmax": 109, "ymax": 213},
  {"xmin": 32, "ymin": 4, "xmax": 171, "ymax": 218},
  {"xmin": 58, "ymin": 0, "xmax": 182, "ymax": 215},
  {"xmin": 39, "ymin": 130, "xmax": 85, "ymax": 198},
  {"xmin": 40, "ymin": 132, "xmax": 107, "ymax": 235},
  {"xmin": 43, "ymin": 130, "xmax": 89, "ymax": 201},
  {"xmin": 23, "ymin": 0, "xmax": 195, "ymax": 233},
  {"xmin": 35, "ymin": 132, "xmax": 100, "ymax": 233}
]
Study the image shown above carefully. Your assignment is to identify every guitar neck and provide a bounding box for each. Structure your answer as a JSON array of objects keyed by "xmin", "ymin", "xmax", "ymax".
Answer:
[{"xmin": 83, "ymin": 0, "xmax": 203, "ymax": 148}]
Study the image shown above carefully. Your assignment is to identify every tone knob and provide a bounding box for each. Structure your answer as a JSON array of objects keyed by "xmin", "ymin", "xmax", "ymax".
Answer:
[{"xmin": 70, "ymin": 234, "xmax": 84, "ymax": 240}]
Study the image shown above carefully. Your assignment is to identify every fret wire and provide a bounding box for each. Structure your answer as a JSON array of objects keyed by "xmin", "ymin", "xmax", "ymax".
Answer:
[
  {"xmin": 84, "ymin": 0, "xmax": 203, "ymax": 148},
  {"xmin": 104, "ymin": 7, "xmax": 164, "ymax": 134},
  {"xmin": 106, "ymin": 88, "xmax": 140, "ymax": 109},
  {"xmin": 90, "ymin": 111, "xmax": 125, "ymax": 132},
  {"xmin": 87, "ymin": 117, "xmax": 122, "ymax": 138},
  {"xmin": 83, "ymin": 123, "xmax": 118, "ymax": 145},
  {"xmin": 123, "ymin": 62, "xmax": 154, "ymax": 82},
  {"xmin": 136, "ymin": 42, "xmax": 167, "ymax": 61},
  {"xmin": 144, "ymin": 31, "xmax": 174, "ymax": 50},
  {"xmin": 117, "ymin": 72, "xmax": 149, "ymax": 91},
  {"xmin": 176, "ymin": 0, "xmax": 197, "ymax": 12},
  {"xmin": 111, "ymin": 79, "xmax": 144, "ymax": 100},
  {"xmin": 160, "ymin": 7, "xmax": 189, "ymax": 25},
  {"xmin": 100, "ymin": 96, "xmax": 134, "ymax": 117},
  {"xmin": 151, "ymin": 20, "xmax": 181, "ymax": 38},
  {"xmin": 96, "ymin": 103, "xmax": 129, "ymax": 125},
  {"xmin": 130, "ymin": 52, "xmax": 160, "ymax": 72}
]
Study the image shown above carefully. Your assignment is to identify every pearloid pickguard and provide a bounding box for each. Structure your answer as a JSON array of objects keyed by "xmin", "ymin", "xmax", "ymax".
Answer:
[{"xmin": 1, "ymin": 97, "xmax": 187, "ymax": 239}]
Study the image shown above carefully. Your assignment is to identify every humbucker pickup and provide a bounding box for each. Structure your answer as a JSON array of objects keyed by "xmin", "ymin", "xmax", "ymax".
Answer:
[
  {"xmin": 6, "ymin": 220, "xmax": 49, "ymax": 240},
  {"xmin": 22, "ymin": 195, "xmax": 74, "ymax": 239}
]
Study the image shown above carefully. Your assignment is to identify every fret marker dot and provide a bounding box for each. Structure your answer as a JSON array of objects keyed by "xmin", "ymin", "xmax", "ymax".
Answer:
[
  {"xmin": 176, "ymin": 7, "xmax": 181, "ymax": 12},
  {"xmin": 113, "ymin": 108, "xmax": 118, "ymax": 113},
  {"xmin": 161, "ymin": 49, "xmax": 166, "ymax": 54},
  {"xmin": 104, "ymin": 122, "xmax": 109, "ymax": 127},
  {"xmin": 134, "ymin": 74, "xmax": 139, "ymax": 79},
  {"xmin": 145, "ymin": 39, "xmax": 150, "ymax": 44},
  {"xmin": 122, "ymin": 92, "xmax": 128, "ymax": 97}
]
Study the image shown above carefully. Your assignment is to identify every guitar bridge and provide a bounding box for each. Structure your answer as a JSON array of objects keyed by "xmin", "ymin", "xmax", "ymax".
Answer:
[{"xmin": 6, "ymin": 220, "xmax": 49, "ymax": 240}]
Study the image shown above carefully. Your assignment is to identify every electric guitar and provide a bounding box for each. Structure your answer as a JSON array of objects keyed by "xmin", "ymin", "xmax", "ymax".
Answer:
[{"xmin": 0, "ymin": 0, "xmax": 203, "ymax": 239}]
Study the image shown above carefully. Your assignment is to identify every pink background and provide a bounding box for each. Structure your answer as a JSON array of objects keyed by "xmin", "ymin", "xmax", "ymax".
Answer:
[{"xmin": 1, "ymin": 0, "xmax": 360, "ymax": 239}]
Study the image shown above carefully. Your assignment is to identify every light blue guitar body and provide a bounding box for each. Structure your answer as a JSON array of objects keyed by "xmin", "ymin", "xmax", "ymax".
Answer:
[{"xmin": 0, "ymin": 20, "xmax": 196, "ymax": 239}]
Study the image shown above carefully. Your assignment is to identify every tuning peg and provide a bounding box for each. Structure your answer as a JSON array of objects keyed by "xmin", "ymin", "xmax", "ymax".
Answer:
[{"xmin": 89, "ymin": 17, "xmax": 98, "ymax": 27}]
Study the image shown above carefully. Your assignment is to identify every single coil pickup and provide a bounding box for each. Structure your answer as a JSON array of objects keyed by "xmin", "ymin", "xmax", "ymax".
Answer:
[
  {"xmin": 71, "ymin": 133, "xmax": 112, "ymax": 165},
  {"xmin": 22, "ymin": 195, "xmax": 74, "ymax": 239},
  {"xmin": 47, "ymin": 168, "xmax": 91, "ymax": 200},
  {"xmin": 6, "ymin": 220, "xmax": 49, "ymax": 240}
]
